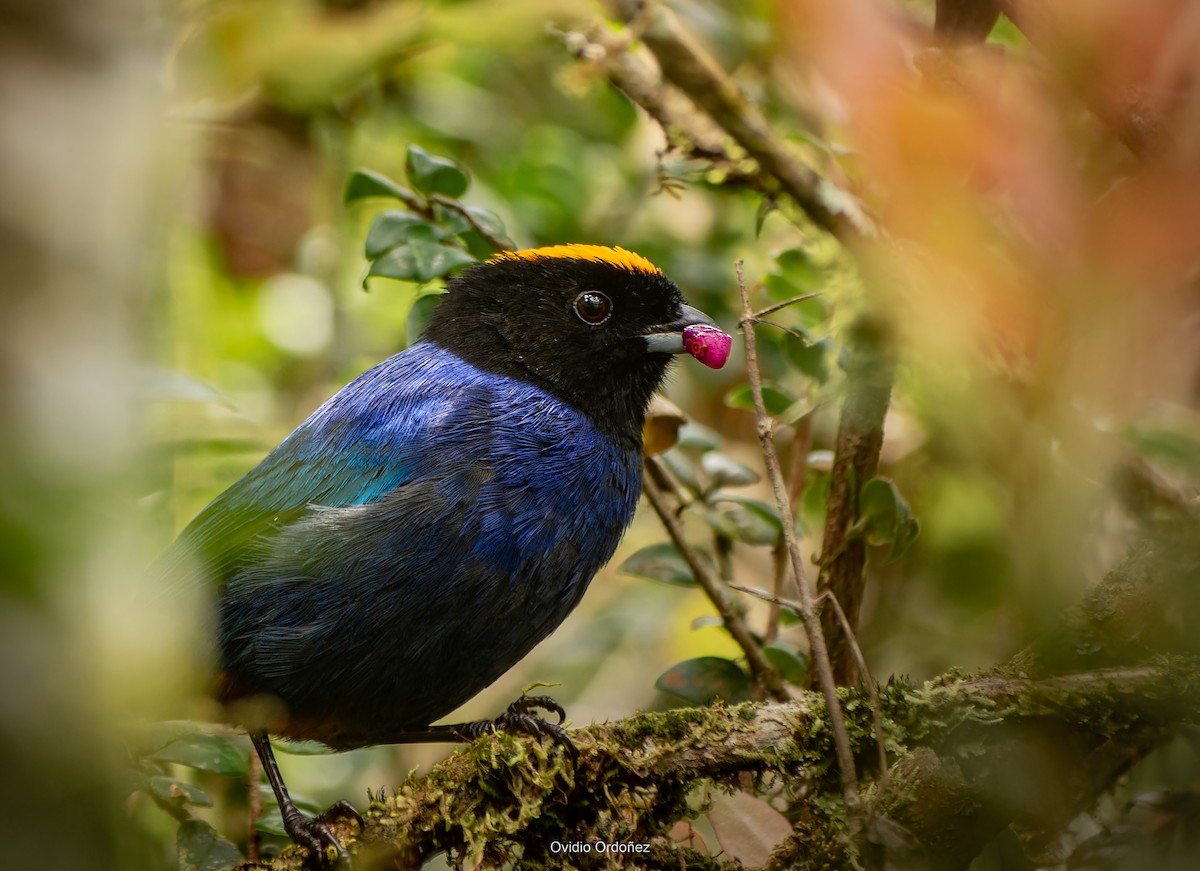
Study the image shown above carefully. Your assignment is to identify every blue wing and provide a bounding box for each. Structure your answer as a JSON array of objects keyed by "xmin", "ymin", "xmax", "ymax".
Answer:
[{"xmin": 167, "ymin": 342, "xmax": 483, "ymax": 589}]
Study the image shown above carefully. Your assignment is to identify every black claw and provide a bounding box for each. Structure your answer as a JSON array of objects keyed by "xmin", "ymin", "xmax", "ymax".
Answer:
[
  {"xmin": 281, "ymin": 800, "xmax": 362, "ymax": 869},
  {"xmin": 318, "ymin": 799, "xmax": 365, "ymax": 830},
  {"xmin": 283, "ymin": 811, "xmax": 343, "ymax": 869},
  {"xmin": 462, "ymin": 696, "xmax": 578, "ymax": 760}
]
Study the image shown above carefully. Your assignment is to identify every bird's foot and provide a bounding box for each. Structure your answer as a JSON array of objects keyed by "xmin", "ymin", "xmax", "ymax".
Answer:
[
  {"xmin": 458, "ymin": 695, "xmax": 578, "ymax": 760},
  {"xmin": 283, "ymin": 800, "xmax": 363, "ymax": 869}
]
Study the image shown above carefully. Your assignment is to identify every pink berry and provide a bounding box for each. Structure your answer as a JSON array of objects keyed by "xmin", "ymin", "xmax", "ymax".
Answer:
[{"xmin": 682, "ymin": 324, "xmax": 732, "ymax": 370}]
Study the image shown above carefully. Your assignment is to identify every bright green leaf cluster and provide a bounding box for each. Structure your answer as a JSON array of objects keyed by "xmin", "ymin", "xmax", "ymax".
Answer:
[{"xmin": 347, "ymin": 146, "xmax": 513, "ymax": 286}]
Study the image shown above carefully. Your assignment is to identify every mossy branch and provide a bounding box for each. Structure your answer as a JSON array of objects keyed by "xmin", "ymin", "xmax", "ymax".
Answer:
[{"xmin": 240, "ymin": 658, "xmax": 1200, "ymax": 871}]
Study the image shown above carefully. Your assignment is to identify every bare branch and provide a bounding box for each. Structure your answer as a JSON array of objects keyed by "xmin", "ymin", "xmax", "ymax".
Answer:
[{"xmin": 736, "ymin": 261, "xmax": 862, "ymax": 815}]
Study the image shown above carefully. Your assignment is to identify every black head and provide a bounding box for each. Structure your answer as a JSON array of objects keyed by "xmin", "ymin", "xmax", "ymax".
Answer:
[{"xmin": 424, "ymin": 244, "xmax": 716, "ymax": 446}]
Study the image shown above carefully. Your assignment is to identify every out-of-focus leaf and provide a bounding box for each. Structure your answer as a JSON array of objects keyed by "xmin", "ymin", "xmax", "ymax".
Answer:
[
  {"xmin": 714, "ymin": 504, "xmax": 778, "ymax": 546},
  {"xmin": 701, "ymin": 451, "xmax": 760, "ymax": 488},
  {"xmin": 644, "ymin": 395, "xmax": 687, "ymax": 457},
  {"xmin": 140, "ymin": 368, "xmax": 232, "ymax": 406},
  {"xmin": 1123, "ymin": 422, "xmax": 1200, "ymax": 473},
  {"xmin": 676, "ymin": 421, "xmax": 723, "ymax": 451},
  {"xmin": 711, "ymin": 494, "xmax": 783, "ymax": 534},
  {"xmin": 786, "ymin": 336, "xmax": 831, "ymax": 384},
  {"xmin": 701, "ymin": 506, "xmax": 737, "ymax": 539},
  {"xmin": 708, "ymin": 789, "xmax": 793, "ymax": 867},
  {"xmin": 177, "ymin": 820, "xmax": 243, "ymax": 871},
  {"xmin": 276, "ymin": 740, "xmax": 335, "ymax": 756},
  {"xmin": 147, "ymin": 775, "xmax": 212, "ymax": 808},
  {"xmin": 406, "ymin": 292, "xmax": 443, "ymax": 343},
  {"xmin": 146, "ymin": 732, "xmax": 248, "ymax": 777},
  {"xmin": 656, "ymin": 657, "xmax": 753, "ymax": 705},
  {"xmin": 725, "ymin": 383, "xmax": 796, "ymax": 417},
  {"xmin": 763, "ymin": 643, "xmax": 807, "ymax": 683},
  {"xmin": 344, "ymin": 168, "xmax": 410, "ymax": 204},
  {"xmin": 406, "ymin": 145, "xmax": 469, "ymax": 198},
  {"xmin": 364, "ymin": 211, "xmax": 435, "ymax": 258},
  {"xmin": 860, "ymin": 477, "xmax": 920, "ymax": 561},
  {"xmin": 661, "ymin": 448, "xmax": 702, "ymax": 495},
  {"xmin": 254, "ymin": 808, "xmax": 288, "ymax": 838},
  {"xmin": 690, "ymin": 614, "xmax": 725, "ymax": 630},
  {"xmin": 619, "ymin": 542, "xmax": 695, "ymax": 586},
  {"xmin": 755, "ymin": 198, "xmax": 779, "ymax": 237},
  {"xmin": 777, "ymin": 396, "xmax": 816, "ymax": 426},
  {"xmin": 254, "ymin": 786, "xmax": 326, "ymax": 837}
]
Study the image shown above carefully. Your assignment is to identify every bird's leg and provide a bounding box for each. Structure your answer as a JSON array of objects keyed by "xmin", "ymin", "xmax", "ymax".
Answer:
[
  {"xmin": 378, "ymin": 696, "xmax": 578, "ymax": 759},
  {"xmin": 250, "ymin": 730, "xmax": 363, "ymax": 869}
]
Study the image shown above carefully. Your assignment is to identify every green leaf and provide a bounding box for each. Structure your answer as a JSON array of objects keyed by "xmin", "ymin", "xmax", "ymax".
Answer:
[
  {"xmin": 146, "ymin": 732, "xmax": 248, "ymax": 777},
  {"xmin": 1123, "ymin": 422, "xmax": 1200, "ymax": 472},
  {"xmin": 710, "ymin": 495, "xmax": 783, "ymax": 533},
  {"xmin": 275, "ymin": 740, "xmax": 335, "ymax": 756},
  {"xmin": 147, "ymin": 775, "xmax": 212, "ymax": 808},
  {"xmin": 724, "ymin": 383, "xmax": 797, "ymax": 417},
  {"xmin": 344, "ymin": 168, "xmax": 411, "ymax": 204},
  {"xmin": 619, "ymin": 542, "xmax": 695, "ymax": 586},
  {"xmin": 676, "ymin": 422, "xmax": 722, "ymax": 451},
  {"xmin": 785, "ymin": 336, "xmax": 831, "ymax": 384},
  {"xmin": 718, "ymin": 504, "xmax": 780, "ymax": 546},
  {"xmin": 177, "ymin": 820, "xmax": 243, "ymax": 871},
  {"xmin": 364, "ymin": 212, "xmax": 436, "ymax": 258},
  {"xmin": 367, "ymin": 239, "xmax": 476, "ymax": 284},
  {"xmin": 764, "ymin": 247, "xmax": 823, "ymax": 298},
  {"xmin": 754, "ymin": 198, "xmax": 779, "ymax": 237},
  {"xmin": 859, "ymin": 477, "xmax": 920, "ymax": 561},
  {"xmin": 656, "ymin": 657, "xmax": 753, "ymax": 705},
  {"xmin": 661, "ymin": 448, "xmax": 703, "ymax": 496},
  {"xmin": 462, "ymin": 206, "xmax": 510, "ymax": 241},
  {"xmin": 763, "ymin": 644, "xmax": 808, "ymax": 683},
  {"xmin": 253, "ymin": 786, "xmax": 324, "ymax": 836},
  {"xmin": 406, "ymin": 292, "xmax": 443, "ymax": 343},
  {"xmin": 406, "ymin": 145, "xmax": 469, "ymax": 198},
  {"xmin": 700, "ymin": 451, "xmax": 760, "ymax": 488}
]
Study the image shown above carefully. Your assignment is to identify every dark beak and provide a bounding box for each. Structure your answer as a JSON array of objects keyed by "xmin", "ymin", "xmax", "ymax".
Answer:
[{"xmin": 642, "ymin": 304, "xmax": 718, "ymax": 355}]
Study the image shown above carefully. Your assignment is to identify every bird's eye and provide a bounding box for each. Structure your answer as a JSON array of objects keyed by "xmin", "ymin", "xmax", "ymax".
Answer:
[{"xmin": 573, "ymin": 291, "xmax": 612, "ymax": 325}]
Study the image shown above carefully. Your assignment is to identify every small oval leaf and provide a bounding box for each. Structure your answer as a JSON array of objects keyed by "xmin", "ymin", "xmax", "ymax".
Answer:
[
  {"xmin": 177, "ymin": 820, "xmax": 243, "ymax": 871},
  {"xmin": 619, "ymin": 542, "xmax": 695, "ymax": 586},
  {"xmin": 344, "ymin": 168, "xmax": 410, "ymax": 204},
  {"xmin": 724, "ymin": 383, "xmax": 797, "ymax": 418},
  {"xmin": 860, "ymin": 476, "xmax": 920, "ymax": 561},
  {"xmin": 656, "ymin": 657, "xmax": 753, "ymax": 705},
  {"xmin": 701, "ymin": 451, "xmax": 761, "ymax": 488},
  {"xmin": 406, "ymin": 145, "xmax": 469, "ymax": 198},
  {"xmin": 364, "ymin": 212, "xmax": 435, "ymax": 258},
  {"xmin": 146, "ymin": 732, "xmax": 248, "ymax": 777}
]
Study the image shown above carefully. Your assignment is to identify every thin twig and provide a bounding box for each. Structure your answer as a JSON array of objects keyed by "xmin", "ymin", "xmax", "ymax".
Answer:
[
  {"xmin": 751, "ymin": 291, "xmax": 824, "ymax": 321},
  {"xmin": 766, "ymin": 414, "xmax": 813, "ymax": 645},
  {"xmin": 736, "ymin": 261, "xmax": 862, "ymax": 813},
  {"xmin": 428, "ymin": 194, "xmax": 513, "ymax": 252},
  {"xmin": 817, "ymin": 590, "xmax": 890, "ymax": 787},
  {"xmin": 643, "ymin": 459, "xmax": 789, "ymax": 702},
  {"xmin": 730, "ymin": 580, "xmax": 888, "ymax": 782}
]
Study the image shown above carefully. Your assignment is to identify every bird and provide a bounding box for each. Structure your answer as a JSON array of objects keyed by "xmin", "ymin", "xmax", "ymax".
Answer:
[{"xmin": 163, "ymin": 243, "xmax": 730, "ymax": 865}]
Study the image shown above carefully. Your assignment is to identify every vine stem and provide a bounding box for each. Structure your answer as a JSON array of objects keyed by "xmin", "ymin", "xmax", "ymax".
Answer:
[{"xmin": 736, "ymin": 260, "xmax": 862, "ymax": 813}]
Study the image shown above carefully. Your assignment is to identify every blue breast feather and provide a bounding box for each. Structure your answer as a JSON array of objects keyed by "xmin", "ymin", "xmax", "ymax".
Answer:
[{"xmin": 174, "ymin": 341, "xmax": 642, "ymax": 744}]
